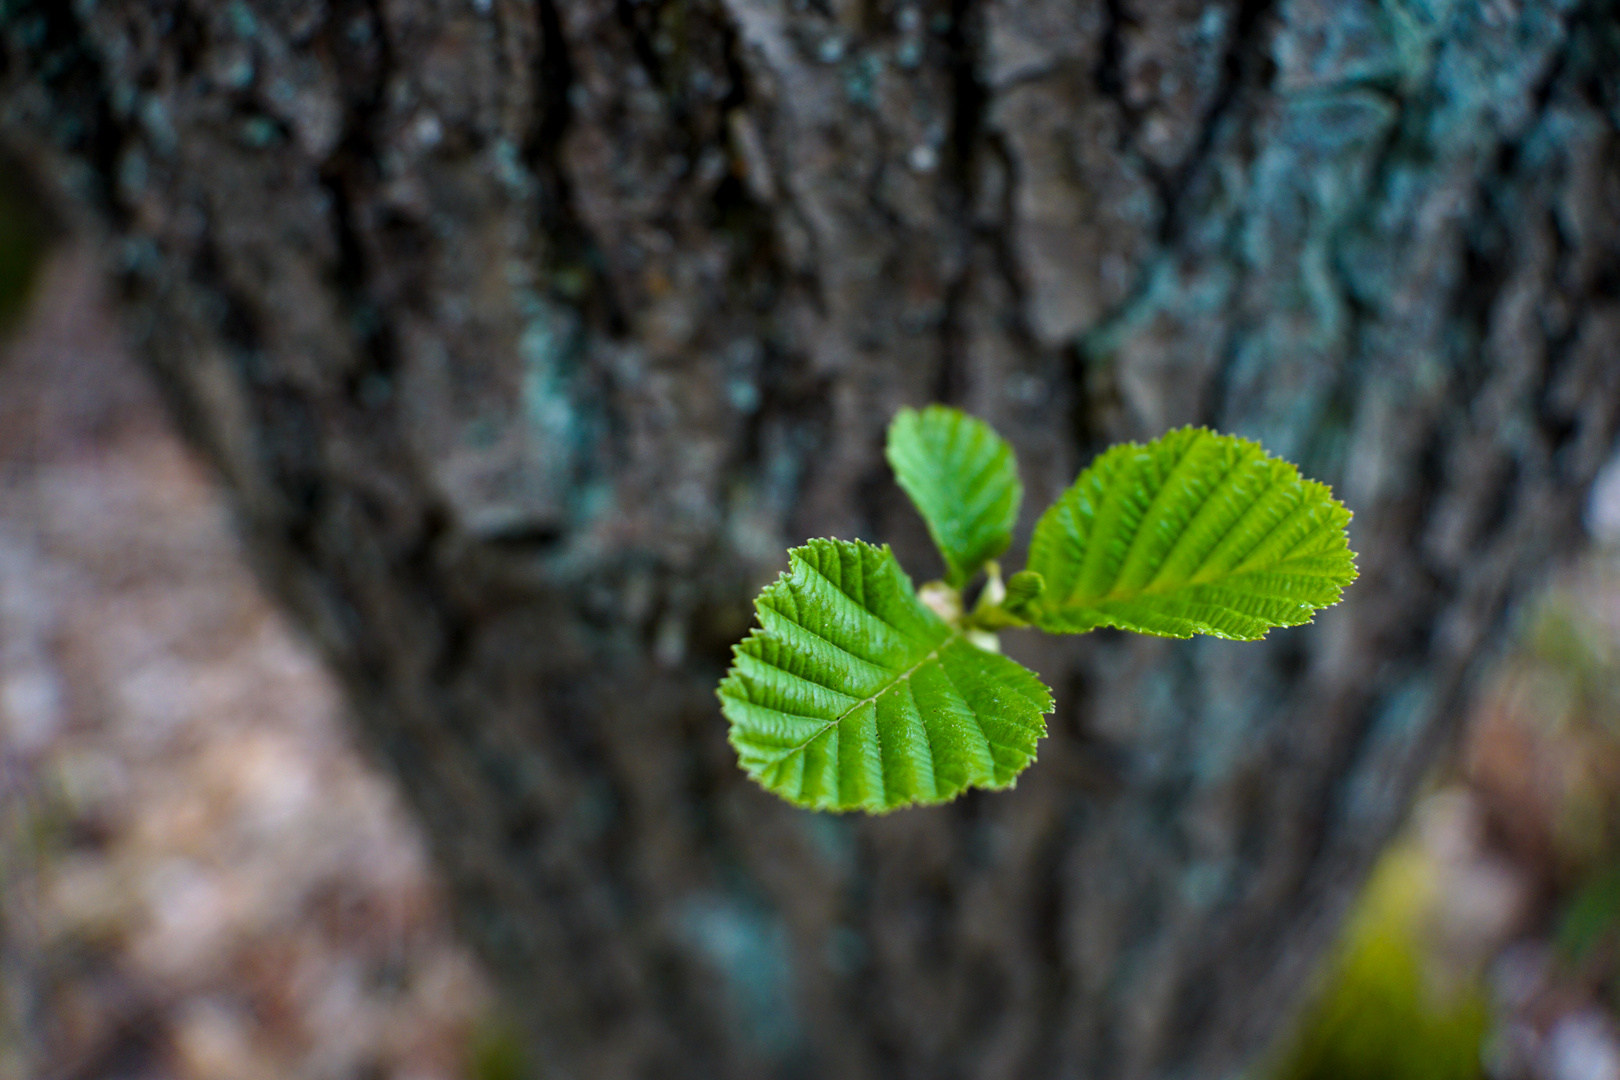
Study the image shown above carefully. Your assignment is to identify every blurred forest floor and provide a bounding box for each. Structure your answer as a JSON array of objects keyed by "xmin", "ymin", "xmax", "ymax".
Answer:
[
  {"xmin": 0, "ymin": 250, "xmax": 492, "ymax": 1080},
  {"xmin": 1, "ymin": 248, "xmax": 1620, "ymax": 1080}
]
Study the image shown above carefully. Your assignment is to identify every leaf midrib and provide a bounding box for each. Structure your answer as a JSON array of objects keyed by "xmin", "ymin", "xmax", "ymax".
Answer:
[
  {"xmin": 773, "ymin": 630, "xmax": 963, "ymax": 756},
  {"xmin": 1058, "ymin": 544, "xmax": 1343, "ymax": 609}
]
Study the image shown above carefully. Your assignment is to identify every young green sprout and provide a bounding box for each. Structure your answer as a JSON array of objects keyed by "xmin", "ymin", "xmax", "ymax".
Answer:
[{"xmin": 718, "ymin": 406, "xmax": 1358, "ymax": 813}]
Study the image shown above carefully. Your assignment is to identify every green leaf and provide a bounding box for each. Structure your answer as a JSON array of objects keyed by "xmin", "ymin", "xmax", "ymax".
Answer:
[
  {"xmin": 886, "ymin": 405, "xmax": 1022, "ymax": 588},
  {"xmin": 719, "ymin": 538, "xmax": 1053, "ymax": 812},
  {"xmin": 1025, "ymin": 427, "xmax": 1357, "ymax": 640}
]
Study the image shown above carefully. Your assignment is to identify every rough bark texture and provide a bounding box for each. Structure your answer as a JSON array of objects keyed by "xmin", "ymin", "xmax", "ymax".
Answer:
[{"xmin": 3, "ymin": 0, "xmax": 1618, "ymax": 1077}]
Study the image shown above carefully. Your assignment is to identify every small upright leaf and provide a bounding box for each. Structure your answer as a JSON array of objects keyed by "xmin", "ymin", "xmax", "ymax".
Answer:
[
  {"xmin": 886, "ymin": 405, "xmax": 1022, "ymax": 588},
  {"xmin": 719, "ymin": 538, "xmax": 1053, "ymax": 812},
  {"xmin": 1026, "ymin": 427, "xmax": 1357, "ymax": 640}
]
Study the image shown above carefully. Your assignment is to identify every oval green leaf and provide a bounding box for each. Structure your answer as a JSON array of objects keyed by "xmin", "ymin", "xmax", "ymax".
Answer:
[
  {"xmin": 886, "ymin": 405, "xmax": 1023, "ymax": 588},
  {"xmin": 1025, "ymin": 427, "xmax": 1357, "ymax": 640},
  {"xmin": 719, "ymin": 538, "xmax": 1053, "ymax": 812}
]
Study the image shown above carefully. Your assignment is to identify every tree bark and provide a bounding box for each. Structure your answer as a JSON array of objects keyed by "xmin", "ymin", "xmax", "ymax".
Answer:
[{"xmin": 3, "ymin": 1, "xmax": 1618, "ymax": 1077}]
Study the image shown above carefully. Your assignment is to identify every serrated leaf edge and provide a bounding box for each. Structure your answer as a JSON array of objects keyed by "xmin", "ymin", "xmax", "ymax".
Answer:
[
  {"xmin": 1028, "ymin": 426, "xmax": 1358, "ymax": 641},
  {"xmin": 718, "ymin": 539, "xmax": 1054, "ymax": 813}
]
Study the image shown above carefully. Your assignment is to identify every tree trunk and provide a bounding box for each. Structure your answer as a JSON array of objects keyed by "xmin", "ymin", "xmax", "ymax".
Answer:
[{"xmin": 3, "ymin": 1, "xmax": 1617, "ymax": 1077}]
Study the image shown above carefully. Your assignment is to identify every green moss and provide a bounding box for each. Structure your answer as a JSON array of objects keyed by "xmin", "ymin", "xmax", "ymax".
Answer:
[
  {"xmin": 1266, "ymin": 845, "xmax": 1489, "ymax": 1080},
  {"xmin": 467, "ymin": 1015, "xmax": 533, "ymax": 1080}
]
